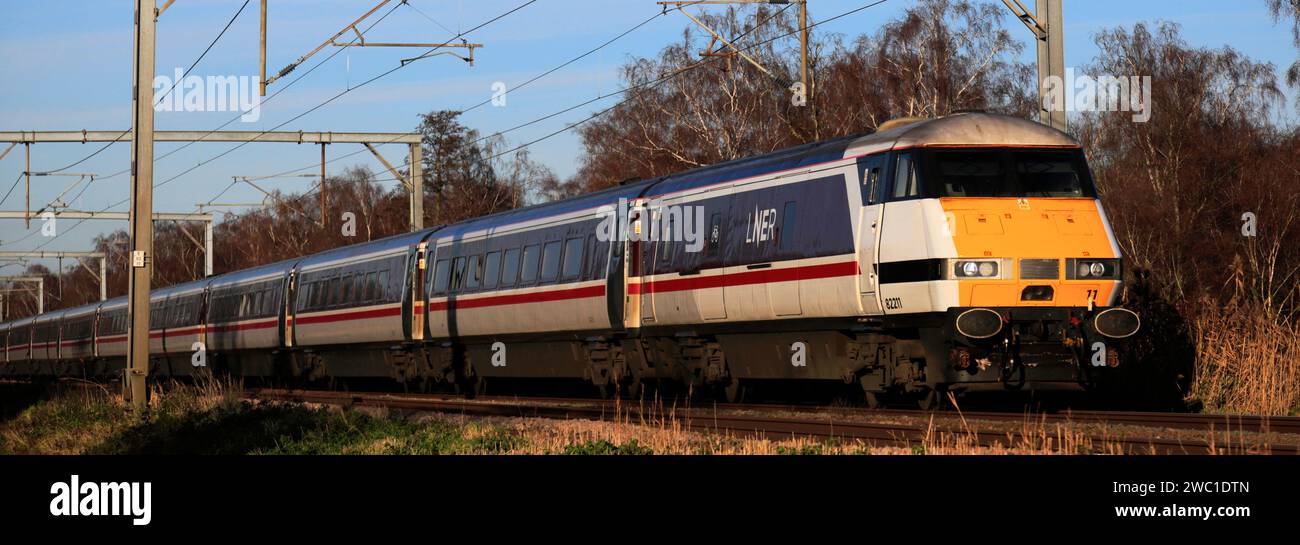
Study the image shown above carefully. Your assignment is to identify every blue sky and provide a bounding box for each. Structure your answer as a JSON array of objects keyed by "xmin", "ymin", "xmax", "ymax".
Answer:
[{"xmin": 0, "ymin": 0, "xmax": 1296, "ymax": 266}]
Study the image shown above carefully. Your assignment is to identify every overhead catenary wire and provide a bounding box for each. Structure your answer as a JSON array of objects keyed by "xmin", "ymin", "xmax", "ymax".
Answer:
[
  {"xmin": 0, "ymin": 173, "xmax": 22, "ymax": 208},
  {"xmin": 43, "ymin": 0, "xmax": 409, "ymax": 215},
  {"xmin": 34, "ymin": 0, "xmax": 541, "ymax": 250},
  {"xmin": 242, "ymin": 3, "xmax": 686, "ymax": 185},
  {"xmin": 210, "ymin": 1, "xmax": 886, "ymax": 224},
  {"xmin": 154, "ymin": 0, "xmax": 253, "ymax": 108},
  {"xmin": 482, "ymin": 0, "xmax": 890, "ymax": 162},
  {"xmin": 15, "ymin": 0, "xmax": 429, "ymax": 251},
  {"xmin": 21, "ymin": 0, "xmax": 254, "ymax": 181},
  {"xmin": 144, "ymin": 0, "xmax": 537, "ymax": 213},
  {"xmin": 128, "ymin": 0, "xmax": 881, "ymax": 231},
  {"xmin": 403, "ymin": 0, "xmax": 459, "ymax": 37}
]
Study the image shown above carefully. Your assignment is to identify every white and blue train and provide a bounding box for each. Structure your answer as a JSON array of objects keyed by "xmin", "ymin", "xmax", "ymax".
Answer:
[{"xmin": 0, "ymin": 114, "xmax": 1141, "ymax": 406}]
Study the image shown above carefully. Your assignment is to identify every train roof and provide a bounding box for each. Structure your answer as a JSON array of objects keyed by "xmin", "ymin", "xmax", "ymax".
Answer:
[
  {"xmin": 3, "ymin": 315, "xmax": 34, "ymax": 328},
  {"xmin": 294, "ymin": 227, "xmax": 440, "ymax": 269},
  {"xmin": 152, "ymin": 278, "xmax": 209, "ymax": 298},
  {"xmin": 844, "ymin": 112, "xmax": 1079, "ymax": 156},
  {"xmin": 98, "ymin": 296, "xmax": 127, "ymax": 310},
  {"xmin": 207, "ymin": 256, "xmax": 301, "ymax": 287},
  {"xmin": 58, "ymin": 302, "xmax": 98, "ymax": 319},
  {"xmin": 430, "ymin": 131, "xmax": 869, "ymax": 240},
  {"xmin": 643, "ymin": 131, "xmax": 868, "ymax": 198},
  {"xmin": 425, "ymin": 114, "xmax": 1070, "ymax": 239},
  {"xmin": 429, "ymin": 182, "xmax": 652, "ymax": 240}
]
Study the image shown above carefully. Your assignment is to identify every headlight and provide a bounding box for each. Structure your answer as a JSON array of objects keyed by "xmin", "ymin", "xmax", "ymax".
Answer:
[
  {"xmin": 1067, "ymin": 258, "xmax": 1121, "ymax": 279},
  {"xmin": 947, "ymin": 259, "xmax": 1006, "ymax": 279}
]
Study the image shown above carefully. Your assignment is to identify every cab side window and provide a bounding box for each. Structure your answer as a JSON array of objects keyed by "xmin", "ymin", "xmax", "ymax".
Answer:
[
  {"xmin": 858, "ymin": 154, "xmax": 888, "ymax": 205},
  {"xmin": 892, "ymin": 152, "xmax": 919, "ymax": 199}
]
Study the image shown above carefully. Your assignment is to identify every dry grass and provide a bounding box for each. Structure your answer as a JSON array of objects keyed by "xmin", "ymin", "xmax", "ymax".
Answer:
[
  {"xmin": 4, "ymin": 374, "xmax": 1294, "ymax": 455},
  {"xmin": 1191, "ymin": 304, "xmax": 1300, "ymax": 416}
]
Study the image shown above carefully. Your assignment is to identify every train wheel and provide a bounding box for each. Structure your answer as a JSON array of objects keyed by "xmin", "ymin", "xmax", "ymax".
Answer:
[
  {"xmin": 864, "ymin": 391, "xmax": 882, "ymax": 410},
  {"xmin": 458, "ymin": 376, "xmax": 483, "ymax": 399},
  {"xmin": 917, "ymin": 389, "xmax": 940, "ymax": 411},
  {"xmin": 721, "ymin": 379, "xmax": 746, "ymax": 404},
  {"xmin": 620, "ymin": 379, "xmax": 644, "ymax": 401}
]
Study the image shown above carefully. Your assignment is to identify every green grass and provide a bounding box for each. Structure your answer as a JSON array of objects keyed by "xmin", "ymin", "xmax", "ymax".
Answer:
[
  {"xmin": 0, "ymin": 384, "xmax": 528, "ymax": 455},
  {"xmin": 561, "ymin": 438, "xmax": 654, "ymax": 455},
  {"xmin": 0, "ymin": 383, "xmax": 878, "ymax": 455}
]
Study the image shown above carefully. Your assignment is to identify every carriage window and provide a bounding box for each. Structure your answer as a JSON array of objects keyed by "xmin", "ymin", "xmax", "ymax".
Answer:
[
  {"xmin": 520, "ymin": 245, "xmax": 540, "ymax": 284},
  {"xmin": 585, "ymin": 235, "xmax": 601, "ymax": 280},
  {"xmin": 451, "ymin": 257, "xmax": 467, "ymax": 291},
  {"xmin": 865, "ymin": 167, "xmax": 882, "ymax": 204},
  {"xmin": 433, "ymin": 259, "xmax": 450, "ymax": 295},
  {"xmin": 562, "ymin": 237, "xmax": 584, "ymax": 280},
  {"xmin": 706, "ymin": 213, "xmax": 722, "ymax": 258},
  {"xmin": 541, "ymin": 241, "xmax": 562, "ymax": 282},
  {"xmin": 466, "ymin": 255, "xmax": 483, "ymax": 290},
  {"xmin": 359, "ymin": 274, "xmax": 370, "ymax": 303},
  {"xmin": 354, "ymin": 274, "xmax": 365, "ymax": 304},
  {"xmin": 340, "ymin": 275, "xmax": 353, "ymax": 306},
  {"xmin": 779, "ymin": 201, "xmax": 797, "ymax": 251},
  {"xmin": 483, "ymin": 251, "xmax": 501, "ymax": 289},
  {"xmin": 377, "ymin": 270, "xmax": 391, "ymax": 301},
  {"xmin": 327, "ymin": 277, "xmax": 341, "ymax": 307},
  {"xmin": 893, "ymin": 153, "xmax": 919, "ymax": 198},
  {"xmin": 501, "ymin": 248, "xmax": 520, "ymax": 287}
]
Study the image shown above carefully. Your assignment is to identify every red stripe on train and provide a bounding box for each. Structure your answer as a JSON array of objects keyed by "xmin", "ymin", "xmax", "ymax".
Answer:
[
  {"xmin": 428, "ymin": 284, "xmax": 605, "ymax": 312},
  {"xmin": 294, "ymin": 305, "xmax": 401, "ymax": 325},
  {"xmin": 208, "ymin": 319, "xmax": 278, "ymax": 333},
  {"xmin": 633, "ymin": 261, "xmax": 859, "ymax": 294}
]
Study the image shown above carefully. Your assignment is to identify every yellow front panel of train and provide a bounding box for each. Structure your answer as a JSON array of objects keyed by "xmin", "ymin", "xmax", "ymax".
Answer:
[{"xmin": 941, "ymin": 197, "xmax": 1119, "ymax": 308}]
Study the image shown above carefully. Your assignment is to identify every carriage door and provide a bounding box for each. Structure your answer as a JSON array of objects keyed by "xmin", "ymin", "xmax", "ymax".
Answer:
[
  {"xmin": 283, "ymin": 270, "xmax": 297, "ymax": 348},
  {"xmin": 632, "ymin": 200, "xmax": 656, "ymax": 324},
  {"xmin": 857, "ymin": 154, "xmax": 888, "ymax": 315},
  {"xmin": 606, "ymin": 238, "xmax": 627, "ymax": 330},
  {"xmin": 695, "ymin": 187, "xmax": 729, "ymax": 320},
  {"xmin": 411, "ymin": 243, "xmax": 428, "ymax": 341},
  {"xmin": 198, "ymin": 287, "xmax": 211, "ymax": 352}
]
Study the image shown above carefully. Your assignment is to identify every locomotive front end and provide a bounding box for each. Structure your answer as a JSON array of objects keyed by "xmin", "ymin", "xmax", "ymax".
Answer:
[
  {"xmin": 857, "ymin": 114, "xmax": 1146, "ymax": 400},
  {"xmin": 921, "ymin": 146, "xmax": 1141, "ymax": 390}
]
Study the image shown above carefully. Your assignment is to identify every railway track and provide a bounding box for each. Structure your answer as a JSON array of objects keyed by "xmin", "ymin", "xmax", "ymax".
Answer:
[{"xmin": 244, "ymin": 388, "xmax": 1300, "ymax": 455}]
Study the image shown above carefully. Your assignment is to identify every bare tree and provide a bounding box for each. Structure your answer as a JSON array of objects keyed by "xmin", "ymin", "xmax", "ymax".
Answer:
[
  {"xmin": 1267, "ymin": 0, "xmax": 1300, "ymax": 92},
  {"xmin": 1076, "ymin": 22, "xmax": 1294, "ymax": 310},
  {"xmin": 567, "ymin": 0, "xmax": 1033, "ymax": 194}
]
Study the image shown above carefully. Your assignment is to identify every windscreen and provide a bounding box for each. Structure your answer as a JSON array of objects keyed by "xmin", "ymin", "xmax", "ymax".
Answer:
[{"xmin": 920, "ymin": 149, "xmax": 1096, "ymax": 198}]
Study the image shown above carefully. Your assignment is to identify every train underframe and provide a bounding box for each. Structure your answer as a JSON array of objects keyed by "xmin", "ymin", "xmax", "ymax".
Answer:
[{"xmin": 0, "ymin": 306, "xmax": 1129, "ymax": 409}]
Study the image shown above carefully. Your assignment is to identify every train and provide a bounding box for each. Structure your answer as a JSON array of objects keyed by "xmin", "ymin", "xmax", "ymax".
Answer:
[{"xmin": 0, "ymin": 113, "xmax": 1142, "ymax": 408}]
